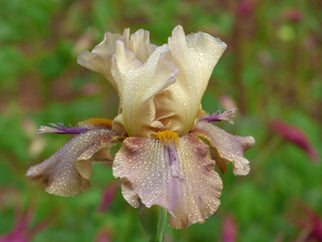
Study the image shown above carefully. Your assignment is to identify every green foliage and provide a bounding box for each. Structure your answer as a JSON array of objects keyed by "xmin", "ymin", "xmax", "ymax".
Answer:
[{"xmin": 0, "ymin": 0, "xmax": 321, "ymax": 241}]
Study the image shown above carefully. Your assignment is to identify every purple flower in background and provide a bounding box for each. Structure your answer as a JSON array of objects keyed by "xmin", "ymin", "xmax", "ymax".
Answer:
[{"xmin": 269, "ymin": 119, "xmax": 318, "ymax": 161}]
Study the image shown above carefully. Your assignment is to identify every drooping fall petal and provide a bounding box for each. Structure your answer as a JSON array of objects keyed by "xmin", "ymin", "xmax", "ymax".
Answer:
[
  {"xmin": 27, "ymin": 129, "xmax": 117, "ymax": 196},
  {"xmin": 193, "ymin": 121, "xmax": 255, "ymax": 175},
  {"xmin": 113, "ymin": 135, "xmax": 223, "ymax": 229}
]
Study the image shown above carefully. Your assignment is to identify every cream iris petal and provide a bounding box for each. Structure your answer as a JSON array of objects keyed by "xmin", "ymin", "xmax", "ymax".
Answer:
[
  {"xmin": 126, "ymin": 29, "xmax": 157, "ymax": 63},
  {"xmin": 77, "ymin": 28, "xmax": 156, "ymax": 92},
  {"xmin": 111, "ymin": 43, "xmax": 178, "ymax": 137},
  {"xmin": 26, "ymin": 129, "xmax": 116, "ymax": 196},
  {"xmin": 113, "ymin": 135, "xmax": 223, "ymax": 229},
  {"xmin": 157, "ymin": 25, "xmax": 227, "ymax": 135},
  {"xmin": 77, "ymin": 29, "xmax": 130, "ymax": 90}
]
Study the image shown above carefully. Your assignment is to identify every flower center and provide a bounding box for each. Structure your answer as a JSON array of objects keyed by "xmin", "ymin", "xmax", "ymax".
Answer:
[{"xmin": 156, "ymin": 130, "xmax": 179, "ymax": 146}]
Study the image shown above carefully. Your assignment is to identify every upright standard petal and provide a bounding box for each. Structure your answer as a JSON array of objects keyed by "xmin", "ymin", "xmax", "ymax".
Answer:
[
  {"xmin": 77, "ymin": 29, "xmax": 130, "ymax": 89},
  {"xmin": 111, "ymin": 42, "xmax": 177, "ymax": 137},
  {"xmin": 193, "ymin": 121, "xmax": 255, "ymax": 175},
  {"xmin": 126, "ymin": 29, "xmax": 156, "ymax": 63},
  {"xmin": 77, "ymin": 28, "xmax": 156, "ymax": 91},
  {"xmin": 27, "ymin": 129, "xmax": 117, "ymax": 196},
  {"xmin": 113, "ymin": 135, "xmax": 223, "ymax": 229},
  {"xmin": 158, "ymin": 25, "xmax": 227, "ymax": 135}
]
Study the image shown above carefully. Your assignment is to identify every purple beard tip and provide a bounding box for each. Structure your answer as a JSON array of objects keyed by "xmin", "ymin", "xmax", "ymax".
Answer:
[
  {"xmin": 202, "ymin": 108, "xmax": 237, "ymax": 123},
  {"xmin": 37, "ymin": 123, "xmax": 89, "ymax": 135},
  {"xmin": 52, "ymin": 123, "xmax": 89, "ymax": 134}
]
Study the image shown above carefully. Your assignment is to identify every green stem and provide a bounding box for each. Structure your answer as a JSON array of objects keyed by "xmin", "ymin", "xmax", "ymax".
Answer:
[{"xmin": 138, "ymin": 204, "xmax": 167, "ymax": 242}]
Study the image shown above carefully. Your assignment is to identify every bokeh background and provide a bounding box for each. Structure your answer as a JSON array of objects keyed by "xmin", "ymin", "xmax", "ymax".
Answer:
[{"xmin": 0, "ymin": 0, "xmax": 321, "ymax": 241}]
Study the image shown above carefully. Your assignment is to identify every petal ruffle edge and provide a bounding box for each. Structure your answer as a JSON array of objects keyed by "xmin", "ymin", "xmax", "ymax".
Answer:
[
  {"xmin": 193, "ymin": 121, "xmax": 255, "ymax": 175},
  {"xmin": 161, "ymin": 25, "xmax": 227, "ymax": 135},
  {"xmin": 113, "ymin": 135, "xmax": 223, "ymax": 229},
  {"xmin": 27, "ymin": 129, "xmax": 119, "ymax": 196}
]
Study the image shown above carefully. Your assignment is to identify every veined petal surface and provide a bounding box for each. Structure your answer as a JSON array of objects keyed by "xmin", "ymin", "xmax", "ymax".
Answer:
[
  {"xmin": 113, "ymin": 135, "xmax": 223, "ymax": 229},
  {"xmin": 27, "ymin": 129, "xmax": 117, "ymax": 196},
  {"xmin": 193, "ymin": 121, "xmax": 255, "ymax": 175}
]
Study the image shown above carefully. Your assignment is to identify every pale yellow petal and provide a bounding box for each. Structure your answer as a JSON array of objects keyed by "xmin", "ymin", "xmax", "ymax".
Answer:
[
  {"xmin": 111, "ymin": 42, "xmax": 177, "ymax": 137},
  {"xmin": 160, "ymin": 25, "xmax": 227, "ymax": 135},
  {"xmin": 127, "ymin": 29, "xmax": 156, "ymax": 63},
  {"xmin": 77, "ymin": 29, "xmax": 130, "ymax": 89},
  {"xmin": 77, "ymin": 28, "xmax": 157, "ymax": 92}
]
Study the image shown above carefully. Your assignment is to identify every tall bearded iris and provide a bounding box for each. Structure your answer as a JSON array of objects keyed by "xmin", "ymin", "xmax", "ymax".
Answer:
[{"xmin": 27, "ymin": 26, "xmax": 254, "ymax": 229}]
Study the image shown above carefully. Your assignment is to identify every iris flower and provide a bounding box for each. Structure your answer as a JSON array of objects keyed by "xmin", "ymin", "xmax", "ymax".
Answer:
[{"xmin": 27, "ymin": 25, "xmax": 254, "ymax": 229}]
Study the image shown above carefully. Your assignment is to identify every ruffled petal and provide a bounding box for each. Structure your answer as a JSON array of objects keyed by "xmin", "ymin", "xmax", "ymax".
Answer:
[
  {"xmin": 77, "ymin": 28, "xmax": 156, "ymax": 92},
  {"xmin": 127, "ymin": 29, "xmax": 156, "ymax": 63},
  {"xmin": 77, "ymin": 29, "xmax": 130, "ymax": 89},
  {"xmin": 158, "ymin": 25, "xmax": 227, "ymax": 135},
  {"xmin": 193, "ymin": 121, "xmax": 255, "ymax": 175},
  {"xmin": 27, "ymin": 129, "xmax": 118, "ymax": 196},
  {"xmin": 111, "ymin": 42, "xmax": 177, "ymax": 137},
  {"xmin": 78, "ymin": 26, "xmax": 227, "ymax": 138},
  {"xmin": 113, "ymin": 135, "xmax": 223, "ymax": 229}
]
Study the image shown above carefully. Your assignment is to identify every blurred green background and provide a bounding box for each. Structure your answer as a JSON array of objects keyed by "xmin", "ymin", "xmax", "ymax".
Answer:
[{"xmin": 0, "ymin": 0, "xmax": 321, "ymax": 241}]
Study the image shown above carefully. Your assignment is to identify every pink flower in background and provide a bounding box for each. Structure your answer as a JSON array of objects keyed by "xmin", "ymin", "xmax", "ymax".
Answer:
[
  {"xmin": 237, "ymin": 0, "xmax": 256, "ymax": 17},
  {"xmin": 289, "ymin": 202, "xmax": 322, "ymax": 241},
  {"xmin": 237, "ymin": 0, "xmax": 255, "ymax": 16},
  {"xmin": 221, "ymin": 214, "xmax": 237, "ymax": 242},
  {"xmin": 0, "ymin": 207, "xmax": 48, "ymax": 242},
  {"xmin": 98, "ymin": 183, "xmax": 118, "ymax": 213},
  {"xmin": 269, "ymin": 119, "xmax": 318, "ymax": 161},
  {"xmin": 93, "ymin": 227, "xmax": 112, "ymax": 242},
  {"xmin": 283, "ymin": 8, "xmax": 303, "ymax": 23}
]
